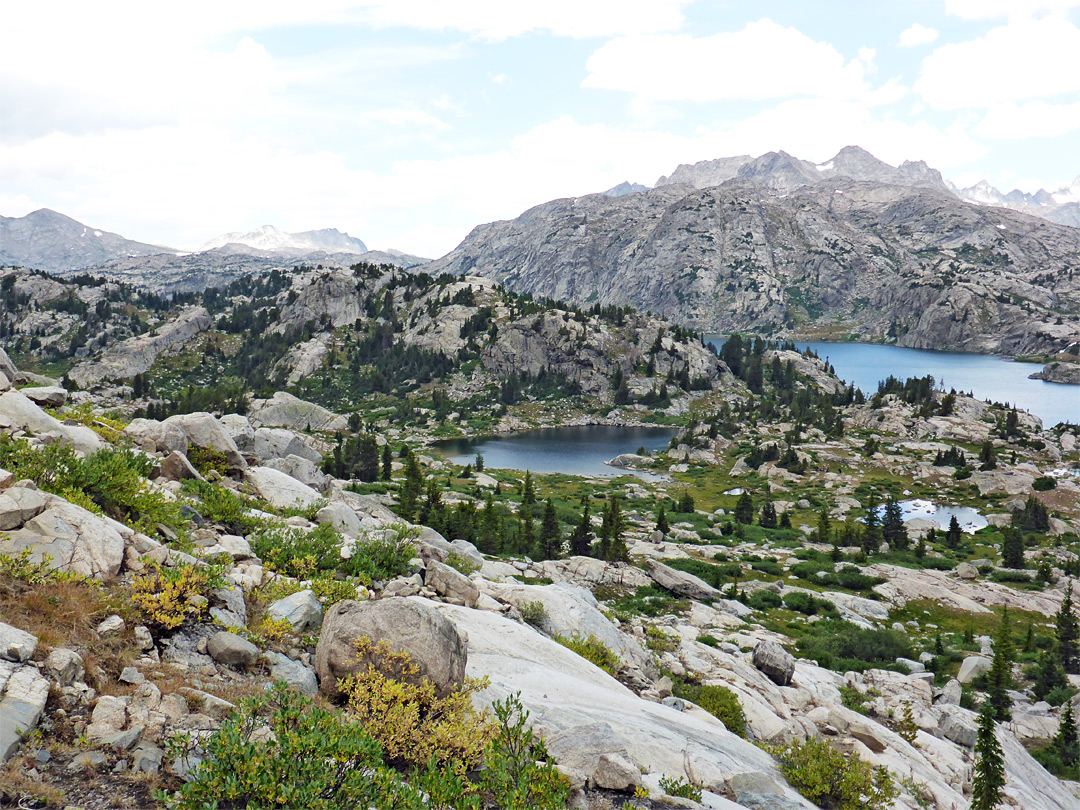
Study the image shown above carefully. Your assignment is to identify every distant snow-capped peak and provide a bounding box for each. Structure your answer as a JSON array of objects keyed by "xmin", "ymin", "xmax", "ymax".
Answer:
[{"xmin": 200, "ymin": 225, "xmax": 368, "ymax": 254}]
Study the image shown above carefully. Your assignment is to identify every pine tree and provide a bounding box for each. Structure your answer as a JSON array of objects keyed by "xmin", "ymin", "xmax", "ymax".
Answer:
[
  {"xmin": 655, "ymin": 504, "xmax": 669, "ymax": 536},
  {"xmin": 945, "ymin": 515, "xmax": 964, "ymax": 549},
  {"xmin": 987, "ymin": 608, "xmax": 1015, "ymax": 721},
  {"xmin": 882, "ymin": 498, "xmax": 908, "ymax": 549},
  {"xmin": 1057, "ymin": 582, "xmax": 1079, "ymax": 675},
  {"xmin": 1000, "ymin": 527, "xmax": 1025, "ymax": 569},
  {"xmin": 862, "ymin": 495, "xmax": 880, "ymax": 553},
  {"xmin": 779, "ymin": 511, "xmax": 792, "ymax": 529},
  {"xmin": 477, "ymin": 495, "xmax": 500, "ymax": 555},
  {"xmin": 570, "ymin": 502, "xmax": 593, "ymax": 557},
  {"xmin": 381, "ymin": 445, "xmax": 392, "ymax": 481},
  {"xmin": 759, "ymin": 498, "xmax": 777, "ymax": 529},
  {"xmin": 1052, "ymin": 701, "xmax": 1078, "ymax": 769},
  {"xmin": 734, "ymin": 491, "xmax": 754, "ymax": 524},
  {"xmin": 605, "ymin": 495, "xmax": 628, "ymax": 562},
  {"xmin": 398, "ymin": 450, "xmax": 423, "ymax": 522},
  {"xmin": 522, "ymin": 471, "xmax": 536, "ymax": 506},
  {"xmin": 1031, "ymin": 647, "xmax": 1067, "ymax": 701},
  {"xmin": 816, "ymin": 506, "xmax": 831, "ymax": 545},
  {"xmin": 971, "ymin": 701, "xmax": 1006, "ymax": 810},
  {"xmin": 536, "ymin": 499, "xmax": 563, "ymax": 561},
  {"xmin": 519, "ymin": 504, "xmax": 534, "ymax": 557},
  {"xmin": 677, "ymin": 490, "xmax": 695, "ymax": 513}
]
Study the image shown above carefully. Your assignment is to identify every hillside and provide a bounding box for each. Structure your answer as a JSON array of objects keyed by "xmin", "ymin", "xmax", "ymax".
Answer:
[{"xmin": 428, "ymin": 162, "xmax": 1080, "ymax": 355}]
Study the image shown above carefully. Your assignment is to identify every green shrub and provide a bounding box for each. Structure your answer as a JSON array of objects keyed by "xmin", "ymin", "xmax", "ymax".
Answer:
[
  {"xmin": 445, "ymin": 550, "xmax": 480, "ymax": 577},
  {"xmin": 748, "ymin": 590, "xmax": 783, "ymax": 611},
  {"xmin": 696, "ymin": 634, "xmax": 720, "ymax": 648},
  {"xmin": 481, "ymin": 693, "xmax": 571, "ymax": 809},
  {"xmin": 186, "ymin": 446, "xmax": 232, "ymax": 477},
  {"xmin": 644, "ymin": 625, "xmax": 677, "ymax": 652},
  {"xmin": 0, "ymin": 438, "xmax": 186, "ymax": 537},
  {"xmin": 666, "ymin": 558, "xmax": 737, "ymax": 589},
  {"xmin": 554, "ymin": 634, "xmax": 620, "ymax": 675},
  {"xmin": 839, "ymin": 685, "xmax": 870, "ymax": 715},
  {"xmin": 750, "ymin": 558, "xmax": 783, "ymax": 576},
  {"xmin": 1032, "ymin": 476, "xmax": 1057, "ymax": 492},
  {"xmin": 519, "ymin": 600, "xmax": 547, "ymax": 627},
  {"xmin": 658, "ymin": 775, "xmax": 702, "ymax": 802},
  {"xmin": 340, "ymin": 527, "xmax": 415, "ymax": 582},
  {"xmin": 768, "ymin": 738, "xmax": 898, "ymax": 810},
  {"xmin": 252, "ymin": 523, "xmax": 343, "ymax": 580},
  {"xmin": 836, "ymin": 566, "xmax": 886, "ymax": 591},
  {"xmin": 690, "ymin": 684, "xmax": 746, "ymax": 738},
  {"xmin": 796, "ymin": 620, "xmax": 912, "ymax": 673},
  {"xmin": 605, "ymin": 585, "xmax": 690, "ymax": 619},
  {"xmin": 182, "ymin": 478, "xmax": 263, "ymax": 533},
  {"xmin": 782, "ymin": 591, "xmax": 836, "ymax": 616}
]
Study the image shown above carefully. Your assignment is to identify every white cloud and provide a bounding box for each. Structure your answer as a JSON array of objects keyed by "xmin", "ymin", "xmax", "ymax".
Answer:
[
  {"xmin": 945, "ymin": 0, "xmax": 1080, "ymax": 19},
  {"xmin": 898, "ymin": 23, "xmax": 939, "ymax": 47},
  {"xmin": 914, "ymin": 16, "xmax": 1080, "ymax": 108},
  {"xmin": 367, "ymin": 109, "xmax": 451, "ymax": 130},
  {"xmin": 583, "ymin": 19, "xmax": 872, "ymax": 102},
  {"xmin": 356, "ymin": 0, "xmax": 692, "ymax": 40},
  {"xmin": 974, "ymin": 99, "xmax": 1080, "ymax": 138}
]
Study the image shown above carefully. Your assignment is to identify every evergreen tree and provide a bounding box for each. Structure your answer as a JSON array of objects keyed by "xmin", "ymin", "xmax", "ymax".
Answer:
[
  {"xmin": 734, "ymin": 491, "xmax": 754, "ymax": 524},
  {"xmin": 536, "ymin": 499, "xmax": 563, "ymax": 561},
  {"xmin": 570, "ymin": 502, "xmax": 593, "ymax": 557},
  {"xmin": 987, "ymin": 608, "xmax": 1015, "ymax": 721},
  {"xmin": 862, "ymin": 494, "xmax": 880, "ymax": 553},
  {"xmin": 519, "ymin": 504, "xmax": 534, "ymax": 556},
  {"xmin": 605, "ymin": 495, "xmax": 628, "ymax": 562},
  {"xmin": 596, "ymin": 500, "xmax": 612, "ymax": 560},
  {"xmin": 779, "ymin": 511, "xmax": 792, "ymax": 529},
  {"xmin": 945, "ymin": 515, "xmax": 964, "ymax": 549},
  {"xmin": 1052, "ymin": 701, "xmax": 1078, "ymax": 769},
  {"xmin": 979, "ymin": 441, "xmax": 997, "ymax": 470},
  {"xmin": 882, "ymin": 498, "xmax": 907, "ymax": 549},
  {"xmin": 381, "ymin": 444, "xmax": 393, "ymax": 481},
  {"xmin": 816, "ymin": 506, "xmax": 831, "ymax": 545},
  {"xmin": 477, "ymin": 495, "xmax": 500, "ymax": 555},
  {"xmin": 971, "ymin": 701, "xmax": 1006, "ymax": 810},
  {"xmin": 759, "ymin": 498, "xmax": 777, "ymax": 529},
  {"xmin": 677, "ymin": 490, "xmax": 695, "ymax": 513},
  {"xmin": 1056, "ymin": 582, "xmax": 1079, "ymax": 675},
  {"xmin": 1031, "ymin": 648, "xmax": 1067, "ymax": 701},
  {"xmin": 398, "ymin": 450, "xmax": 423, "ymax": 522},
  {"xmin": 655, "ymin": 504, "xmax": 669, "ymax": 536},
  {"xmin": 1000, "ymin": 527, "xmax": 1025, "ymax": 569},
  {"xmin": 522, "ymin": 471, "xmax": 536, "ymax": 506}
]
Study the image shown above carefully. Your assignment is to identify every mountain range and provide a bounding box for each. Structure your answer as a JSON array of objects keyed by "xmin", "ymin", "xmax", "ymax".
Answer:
[
  {"xmin": 199, "ymin": 224, "xmax": 369, "ymax": 255},
  {"xmin": 428, "ymin": 146, "xmax": 1080, "ymax": 356}
]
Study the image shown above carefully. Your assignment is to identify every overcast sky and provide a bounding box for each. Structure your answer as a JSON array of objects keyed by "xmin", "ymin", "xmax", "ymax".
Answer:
[{"xmin": 2, "ymin": 0, "xmax": 1078, "ymax": 258}]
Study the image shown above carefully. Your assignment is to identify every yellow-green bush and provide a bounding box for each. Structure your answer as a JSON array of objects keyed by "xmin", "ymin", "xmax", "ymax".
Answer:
[
  {"xmin": 554, "ymin": 634, "xmax": 620, "ymax": 676},
  {"xmin": 131, "ymin": 563, "xmax": 223, "ymax": 630},
  {"xmin": 767, "ymin": 738, "xmax": 898, "ymax": 810},
  {"xmin": 341, "ymin": 636, "xmax": 493, "ymax": 770}
]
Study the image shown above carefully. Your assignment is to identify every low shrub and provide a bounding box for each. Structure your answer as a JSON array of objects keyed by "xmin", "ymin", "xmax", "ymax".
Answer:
[
  {"xmin": 445, "ymin": 550, "xmax": 480, "ymax": 577},
  {"xmin": 1032, "ymin": 476, "xmax": 1057, "ymax": 492},
  {"xmin": 748, "ymin": 589, "xmax": 783, "ymax": 611},
  {"xmin": 782, "ymin": 591, "xmax": 836, "ymax": 616},
  {"xmin": 796, "ymin": 619, "xmax": 912, "ymax": 673},
  {"xmin": 768, "ymin": 737, "xmax": 898, "ymax": 810},
  {"xmin": 340, "ymin": 528, "xmax": 415, "ymax": 583},
  {"xmin": 644, "ymin": 625, "xmax": 677, "ymax": 652},
  {"xmin": 182, "ymin": 478, "xmax": 263, "ymax": 534},
  {"xmin": 688, "ymin": 683, "xmax": 746, "ymax": 737},
  {"xmin": 658, "ymin": 775, "xmax": 702, "ymax": 802},
  {"xmin": 519, "ymin": 600, "xmax": 547, "ymax": 627},
  {"xmin": 131, "ymin": 562, "xmax": 225, "ymax": 630},
  {"xmin": 252, "ymin": 523, "xmax": 343, "ymax": 580},
  {"xmin": 554, "ymin": 634, "xmax": 620, "ymax": 675},
  {"xmin": 186, "ymin": 446, "xmax": 232, "ymax": 477},
  {"xmin": 342, "ymin": 636, "xmax": 493, "ymax": 770}
]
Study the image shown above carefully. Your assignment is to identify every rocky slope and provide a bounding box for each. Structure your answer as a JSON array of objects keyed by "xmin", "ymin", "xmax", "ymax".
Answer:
[
  {"xmin": 428, "ymin": 148, "xmax": 1080, "ymax": 355},
  {"xmin": 0, "ymin": 340, "xmax": 1077, "ymax": 809}
]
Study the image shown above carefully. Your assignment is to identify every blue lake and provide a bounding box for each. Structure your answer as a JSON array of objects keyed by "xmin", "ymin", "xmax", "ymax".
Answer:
[
  {"xmin": 432, "ymin": 425, "xmax": 677, "ymax": 479},
  {"xmin": 705, "ymin": 338, "xmax": 1079, "ymax": 428}
]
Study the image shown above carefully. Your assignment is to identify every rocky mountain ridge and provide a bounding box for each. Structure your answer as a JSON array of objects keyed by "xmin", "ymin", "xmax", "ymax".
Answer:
[
  {"xmin": 429, "ymin": 151, "xmax": 1080, "ymax": 356},
  {"xmin": 199, "ymin": 224, "xmax": 369, "ymax": 255}
]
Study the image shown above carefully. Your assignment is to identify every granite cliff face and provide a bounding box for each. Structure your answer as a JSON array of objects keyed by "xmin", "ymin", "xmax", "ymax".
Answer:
[{"xmin": 428, "ymin": 149, "xmax": 1080, "ymax": 356}]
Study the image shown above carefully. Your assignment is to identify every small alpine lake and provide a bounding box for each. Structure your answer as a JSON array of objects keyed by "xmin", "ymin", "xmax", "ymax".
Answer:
[{"xmin": 432, "ymin": 425, "xmax": 678, "ymax": 480}]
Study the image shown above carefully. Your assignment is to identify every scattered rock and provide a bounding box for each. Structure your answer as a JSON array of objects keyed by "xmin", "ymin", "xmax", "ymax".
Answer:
[
  {"xmin": 97, "ymin": 615, "xmax": 126, "ymax": 636},
  {"xmin": 646, "ymin": 559, "xmax": 721, "ymax": 601},
  {"xmin": 267, "ymin": 590, "xmax": 324, "ymax": 633},
  {"xmin": 266, "ymin": 652, "xmax": 319, "ymax": 696},
  {"xmin": 0, "ymin": 664, "xmax": 52, "ymax": 761},
  {"xmin": 425, "ymin": 560, "xmax": 480, "ymax": 608},
  {"xmin": 206, "ymin": 631, "xmax": 259, "ymax": 668},
  {"xmin": 0, "ymin": 622, "xmax": 38, "ymax": 662},
  {"xmin": 752, "ymin": 640, "xmax": 795, "ymax": 687},
  {"xmin": 957, "ymin": 655, "xmax": 992, "ymax": 684},
  {"xmin": 244, "ymin": 465, "xmax": 322, "ymax": 510},
  {"xmin": 43, "ymin": 648, "xmax": 84, "ymax": 685}
]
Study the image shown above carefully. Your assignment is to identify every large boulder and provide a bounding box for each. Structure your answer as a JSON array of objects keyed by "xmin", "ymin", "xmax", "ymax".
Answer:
[
  {"xmin": 0, "ymin": 390, "xmax": 102, "ymax": 455},
  {"xmin": 244, "ymin": 466, "xmax": 322, "ymax": 510},
  {"xmin": 424, "ymin": 560, "xmax": 480, "ymax": 608},
  {"xmin": 253, "ymin": 427, "xmax": 322, "ymax": 464},
  {"xmin": 314, "ymin": 597, "xmax": 467, "ymax": 697},
  {"xmin": 646, "ymin": 559, "xmax": 721, "ymax": 601},
  {"xmin": 0, "ymin": 492, "xmax": 125, "ymax": 579},
  {"xmin": 206, "ymin": 631, "xmax": 259, "ymax": 668},
  {"xmin": 316, "ymin": 502, "xmax": 361, "ymax": 538},
  {"xmin": 125, "ymin": 417, "xmax": 188, "ymax": 454},
  {"xmin": 264, "ymin": 455, "xmax": 330, "ymax": 492},
  {"xmin": 20, "ymin": 386, "xmax": 67, "ymax": 408},
  {"xmin": 248, "ymin": 392, "xmax": 348, "ymax": 432},
  {"xmin": 161, "ymin": 413, "xmax": 245, "ymax": 470},
  {"xmin": 957, "ymin": 655, "xmax": 992, "ymax": 684},
  {"xmin": 752, "ymin": 640, "xmax": 795, "ymax": 686},
  {"xmin": 218, "ymin": 414, "xmax": 255, "ymax": 452}
]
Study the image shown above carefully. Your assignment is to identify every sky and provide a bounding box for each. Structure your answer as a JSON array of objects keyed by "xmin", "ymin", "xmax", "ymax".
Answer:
[{"xmin": 1, "ymin": 0, "xmax": 1079, "ymax": 258}]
